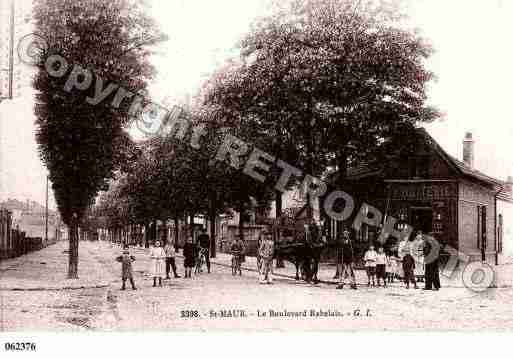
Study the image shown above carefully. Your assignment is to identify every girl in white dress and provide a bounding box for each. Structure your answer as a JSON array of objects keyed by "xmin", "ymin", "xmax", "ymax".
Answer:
[
  {"xmin": 412, "ymin": 232, "xmax": 425, "ymax": 282},
  {"xmin": 150, "ymin": 240, "xmax": 166, "ymax": 287}
]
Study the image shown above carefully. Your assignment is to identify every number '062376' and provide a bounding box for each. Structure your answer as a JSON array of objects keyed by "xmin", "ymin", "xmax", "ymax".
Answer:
[{"xmin": 4, "ymin": 342, "xmax": 37, "ymax": 351}]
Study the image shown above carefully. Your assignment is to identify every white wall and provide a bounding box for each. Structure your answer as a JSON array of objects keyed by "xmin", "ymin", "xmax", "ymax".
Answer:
[{"xmin": 498, "ymin": 198, "xmax": 513, "ymax": 264}]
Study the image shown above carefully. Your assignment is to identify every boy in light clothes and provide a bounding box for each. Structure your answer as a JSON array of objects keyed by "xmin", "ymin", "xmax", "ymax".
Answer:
[
  {"xmin": 363, "ymin": 245, "xmax": 378, "ymax": 287},
  {"xmin": 375, "ymin": 246, "xmax": 387, "ymax": 287},
  {"xmin": 386, "ymin": 253, "xmax": 398, "ymax": 284}
]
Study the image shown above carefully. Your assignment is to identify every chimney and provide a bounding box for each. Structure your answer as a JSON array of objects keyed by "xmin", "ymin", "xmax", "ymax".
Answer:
[{"xmin": 462, "ymin": 132, "xmax": 474, "ymax": 169}]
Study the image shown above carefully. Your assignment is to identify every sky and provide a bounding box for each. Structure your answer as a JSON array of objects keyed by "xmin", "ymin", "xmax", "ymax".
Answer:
[{"xmin": 1, "ymin": 0, "xmax": 513, "ymax": 210}]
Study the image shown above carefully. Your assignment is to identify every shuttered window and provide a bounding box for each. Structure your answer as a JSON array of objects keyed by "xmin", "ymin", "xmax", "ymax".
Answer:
[{"xmin": 477, "ymin": 205, "xmax": 487, "ymax": 250}]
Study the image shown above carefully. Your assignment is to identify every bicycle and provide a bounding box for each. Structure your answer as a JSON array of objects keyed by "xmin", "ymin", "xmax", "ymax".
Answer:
[
  {"xmin": 231, "ymin": 251, "xmax": 242, "ymax": 276},
  {"xmin": 195, "ymin": 247, "xmax": 207, "ymax": 274}
]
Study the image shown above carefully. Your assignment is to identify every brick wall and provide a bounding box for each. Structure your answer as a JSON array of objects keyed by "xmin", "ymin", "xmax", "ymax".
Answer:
[{"xmin": 458, "ymin": 180, "xmax": 496, "ymax": 262}]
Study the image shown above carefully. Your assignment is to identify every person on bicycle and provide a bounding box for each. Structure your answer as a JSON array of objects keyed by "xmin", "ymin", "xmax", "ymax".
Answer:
[
  {"xmin": 197, "ymin": 228, "xmax": 211, "ymax": 273},
  {"xmin": 231, "ymin": 236, "xmax": 245, "ymax": 276}
]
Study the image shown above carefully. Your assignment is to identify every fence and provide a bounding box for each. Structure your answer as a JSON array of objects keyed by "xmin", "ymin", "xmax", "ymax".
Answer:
[
  {"xmin": 1, "ymin": 209, "xmax": 12, "ymax": 258},
  {"xmin": 1, "ymin": 208, "xmax": 51, "ymax": 260}
]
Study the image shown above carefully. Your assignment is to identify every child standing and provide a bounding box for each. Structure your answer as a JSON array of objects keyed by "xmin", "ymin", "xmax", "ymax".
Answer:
[
  {"xmin": 375, "ymin": 246, "xmax": 387, "ymax": 287},
  {"xmin": 150, "ymin": 240, "xmax": 166, "ymax": 287},
  {"xmin": 363, "ymin": 245, "xmax": 377, "ymax": 287},
  {"xmin": 116, "ymin": 245, "xmax": 137, "ymax": 290},
  {"xmin": 183, "ymin": 236, "xmax": 195, "ymax": 278},
  {"xmin": 386, "ymin": 253, "xmax": 397, "ymax": 284},
  {"xmin": 413, "ymin": 231, "xmax": 425, "ymax": 283},
  {"xmin": 402, "ymin": 253, "xmax": 418, "ymax": 289}
]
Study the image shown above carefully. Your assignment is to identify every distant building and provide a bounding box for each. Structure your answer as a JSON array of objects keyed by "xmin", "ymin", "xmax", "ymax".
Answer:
[{"xmin": 0, "ymin": 198, "xmax": 60, "ymax": 240}]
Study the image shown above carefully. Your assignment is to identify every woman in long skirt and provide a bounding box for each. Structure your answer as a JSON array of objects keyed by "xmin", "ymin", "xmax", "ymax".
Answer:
[{"xmin": 150, "ymin": 240, "xmax": 166, "ymax": 287}]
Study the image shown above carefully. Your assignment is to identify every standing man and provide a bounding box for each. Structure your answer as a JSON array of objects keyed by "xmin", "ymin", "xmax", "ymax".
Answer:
[
  {"xmin": 259, "ymin": 230, "xmax": 275, "ymax": 284},
  {"xmin": 423, "ymin": 233, "xmax": 441, "ymax": 291},
  {"xmin": 164, "ymin": 240, "xmax": 181, "ymax": 279},
  {"xmin": 336, "ymin": 230, "xmax": 357, "ymax": 290},
  {"xmin": 197, "ymin": 227, "xmax": 211, "ymax": 274},
  {"xmin": 333, "ymin": 230, "xmax": 345, "ymax": 279}
]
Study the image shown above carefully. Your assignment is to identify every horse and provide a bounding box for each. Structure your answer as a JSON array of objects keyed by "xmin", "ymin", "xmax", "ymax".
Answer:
[{"xmin": 274, "ymin": 224, "xmax": 327, "ymax": 283}]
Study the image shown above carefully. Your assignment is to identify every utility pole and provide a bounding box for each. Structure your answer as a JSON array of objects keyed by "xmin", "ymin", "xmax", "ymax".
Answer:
[
  {"xmin": 0, "ymin": 0, "xmax": 14, "ymax": 104},
  {"xmin": 8, "ymin": 0, "xmax": 14, "ymax": 100},
  {"xmin": 45, "ymin": 175, "xmax": 48, "ymax": 242},
  {"xmin": 0, "ymin": 0, "xmax": 14, "ymax": 204}
]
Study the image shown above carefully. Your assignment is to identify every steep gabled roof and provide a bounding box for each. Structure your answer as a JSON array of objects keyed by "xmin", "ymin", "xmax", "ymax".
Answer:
[
  {"xmin": 449, "ymin": 155, "xmax": 503, "ymax": 186},
  {"xmin": 416, "ymin": 128, "xmax": 503, "ymax": 187},
  {"xmin": 333, "ymin": 127, "xmax": 504, "ymax": 189}
]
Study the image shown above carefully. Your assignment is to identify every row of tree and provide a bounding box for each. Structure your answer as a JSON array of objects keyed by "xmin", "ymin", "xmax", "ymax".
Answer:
[{"xmin": 35, "ymin": 0, "xmax": 439, "ymax": 278}]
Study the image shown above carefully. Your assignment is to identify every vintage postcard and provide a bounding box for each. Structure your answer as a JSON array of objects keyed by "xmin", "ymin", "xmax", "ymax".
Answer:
[{"xmin": 1, "ymin": 0, "xmax": 513, "ymax": 351}]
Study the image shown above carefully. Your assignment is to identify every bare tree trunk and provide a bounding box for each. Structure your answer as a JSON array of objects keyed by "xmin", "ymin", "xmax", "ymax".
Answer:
[
  {"xmin": 238, "ymin": 203, "xmax": 246, "ymax": 262},
  {"xmin": 275, "ymin": 190, "xmax": 285, "ymax": 268},
  {"xmin": 189, "ymin": 214, "xmax": 195, "ymax": 240},
  {"xmin": 209, "ymin": 194, "xmax": 217, "ymax": 258},
  {"xmin": 238, "ymin": 203, "xmax": 245, "ymax": 242},
  {"xmin": 152, "ymin": 219, "xmax": 158, "ymax": 245},
  {"xmin": 144, "ymin": 223, "xmax": 150, "ymax": 248},
  {"xmin": 334, "ymin": 151, "xmax": 348, "ymax": 278},
  {"xmin": 162, "ymin": 220, "xmax": 168, "ymax": 244},
  {"xmin": 174, "ymin": 217, "xmax": 180, "ymax": 253},
  {"xmin": 209, "ymin": 214, "xmax": 216, "ymax": 258},
  {"xmin": 67, "ymin": 220, "xmax": 79, "ymax": 279}
]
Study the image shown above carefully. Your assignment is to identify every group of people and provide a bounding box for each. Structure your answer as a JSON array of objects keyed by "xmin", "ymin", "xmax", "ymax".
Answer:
[
  {"xmin": 362, "ymin": 245, "xmax": 391, "ymax": 287},
  {"xmin": 115, "ymin": 228, "xmax": 212, "ymax": 290},
  {"xmin": 334, "ymin": 229, "xmax": 441, "ymax": 291},
  {"xmin": 115, "ymin": 226, "xmax": 441, "ymax": 291},
  {"xmin": 115, "ymin": 226, "xmax": 276, "ymax": 290}
]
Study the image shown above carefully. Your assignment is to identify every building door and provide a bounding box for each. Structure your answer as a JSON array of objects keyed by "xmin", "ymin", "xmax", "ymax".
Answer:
[{"xmin": 410, "ymin": 207, "xmax": 433, "ymax": 234}]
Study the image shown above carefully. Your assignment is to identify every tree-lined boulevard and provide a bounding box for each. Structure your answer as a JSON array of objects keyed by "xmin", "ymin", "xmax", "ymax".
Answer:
[
  {"xmin": 2, "ymin": 240, "xmax": 513, "ymax": 331},
  {"xmin": 3, "ymin": 0, "xmax": 513, "ymax": 337},
  {"xmin": 30, "ymin": 0, "xmax": 440, "ymax": 276}
]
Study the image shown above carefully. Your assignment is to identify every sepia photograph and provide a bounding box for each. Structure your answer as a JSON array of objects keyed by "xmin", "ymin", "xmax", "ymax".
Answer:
[{"xmin": 1, "ymin": 0, "xmax": 513, "ymax": 354}]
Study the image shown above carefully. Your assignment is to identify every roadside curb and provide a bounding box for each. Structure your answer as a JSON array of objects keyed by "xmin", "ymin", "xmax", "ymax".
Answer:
[{"xmin": 0, "ymin": 284, "xmax": 110, "ymax": 291}]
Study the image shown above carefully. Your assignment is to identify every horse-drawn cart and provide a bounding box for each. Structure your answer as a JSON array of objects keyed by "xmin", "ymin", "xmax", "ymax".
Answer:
[{"xmin": 270, "ymin": 215, "xmax": 327, "ymax": 283}]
